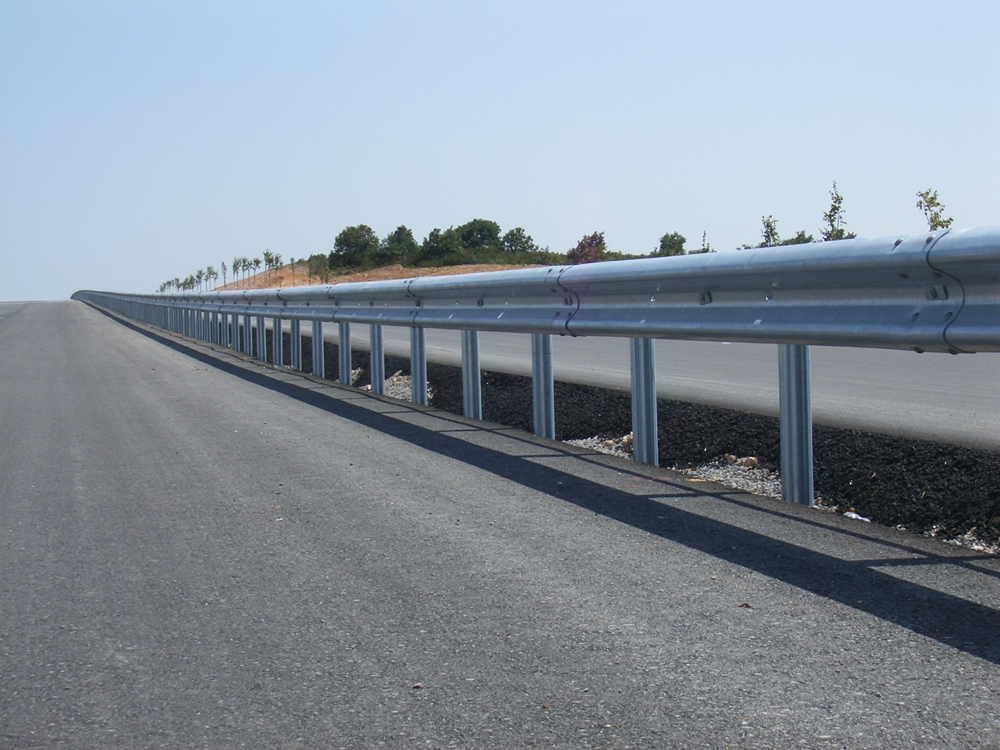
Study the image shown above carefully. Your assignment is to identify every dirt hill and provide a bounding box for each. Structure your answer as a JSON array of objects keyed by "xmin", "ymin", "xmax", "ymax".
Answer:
[{"xmin": 217, "ymin": 262, "xmax": 541, "ymax": 291}]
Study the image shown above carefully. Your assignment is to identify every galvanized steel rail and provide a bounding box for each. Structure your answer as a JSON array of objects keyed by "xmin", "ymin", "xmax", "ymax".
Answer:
[{"xmin": 73, "ymin": 226, "xmax": 1000, "ymax": 506}]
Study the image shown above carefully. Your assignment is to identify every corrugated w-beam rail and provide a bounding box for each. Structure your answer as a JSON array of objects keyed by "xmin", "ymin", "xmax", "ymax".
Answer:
[{"xmin": 73, "ymin": 226, "xmax": 1000, "ymax": 506}]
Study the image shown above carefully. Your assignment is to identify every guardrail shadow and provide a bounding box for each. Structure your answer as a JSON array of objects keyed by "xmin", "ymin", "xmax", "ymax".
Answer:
[{"xmin": 100, "ymin": 307, "xmax": 1000, "ymax": 666}]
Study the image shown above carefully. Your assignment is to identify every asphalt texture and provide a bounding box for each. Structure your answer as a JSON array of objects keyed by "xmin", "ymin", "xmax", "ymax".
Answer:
[{"xmin": 3, "ymin": 301, "xmax": 1000, "ymax": 749}]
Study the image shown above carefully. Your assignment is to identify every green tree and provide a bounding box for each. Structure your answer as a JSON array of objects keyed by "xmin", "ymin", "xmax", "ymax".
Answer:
[
  {"xmin": 457, "ymin": 218, "xmax": 502, "ymax": 256},
  {"xmin": 380, "ymin": 225, "xmax": 420, "ymax": 265},
  {"xmin": 652, "ymin": 231, "xmax": 686, "ymax": 257},
  {"xmin": 330, "ymin": 225, "xmax": 381, "ymax": 269},
  {"xmin": 500, "ymin": 227, "xmax": 538, "ymax": 255},
  {"xmin": 780, "ymin": 230, "xmax": 814, "ymax": 246},
  {"xmin": 262, "ymin": 250, "xmax": 274, "ymax": 284},
  {"xmin": 415, "ymin": 227, "xmax": 463, "ymax": 266},
  {"xmin": 220, "ymin": 261, "xmax": 228, "ymax": 286},
  {"xmin": 760, "ymin": 215, "xmax": 780, "ymax": 247},
  {"xmin": 206, "ymin": 266, "xmax": 217, "ymax": 290},
  {"xmin": 689, "ymin": 231, "xmax": 715, "ymax": 254},
  {"xmin": 307, "ymin": 253, "xmax": 329, "ymax": 283},
  {"xmin": 567, "ymin": 232, "xmax": 606, "ymax": 264},
  {"xmin": 916, "ymin": 188, "xmax": 953, "ymax": 231},
  {"xmin": 820, "ymin": 181, "xmax": 857, "ymax": 241}
]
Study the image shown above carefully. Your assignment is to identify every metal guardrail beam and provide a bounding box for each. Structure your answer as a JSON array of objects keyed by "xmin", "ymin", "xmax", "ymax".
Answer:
[{"xmin": 72, "ymin": 226, "xmax": 1000, "ymax": 507}]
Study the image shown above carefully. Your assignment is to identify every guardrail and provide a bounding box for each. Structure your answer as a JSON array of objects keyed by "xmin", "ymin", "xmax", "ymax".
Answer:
[{"xmin": 73, "ymin": 225, "xmax": 1000, "ymax": 506}]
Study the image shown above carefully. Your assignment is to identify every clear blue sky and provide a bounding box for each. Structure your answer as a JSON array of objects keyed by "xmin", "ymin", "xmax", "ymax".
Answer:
[{"xmin": 1, "ymin": 1, "xmax": 997, "ymax": 301}]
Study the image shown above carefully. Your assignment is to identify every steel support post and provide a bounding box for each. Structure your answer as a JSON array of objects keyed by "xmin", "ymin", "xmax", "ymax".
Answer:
[
  {"xmin": 461, "ymin": 330, "xmax": 482, "ymax": 420},
  {"xmin": 311, "ymin": 320, "xmax": 325, "ymax": 378},
  {"xmin": 230, "ymin": 313, "xmax": 239, "ymax": 350},
  {"xmin": 243, "ymin": 314, "xmax": 252, "ymax": 354},
  {"xmin": 338, "ymin": 322, "xmax": 352, "ymax": 385},
  {"xmin": 779, "ymin": 343, "xmax": 814, "ymax": 506},
  {"xmin": 289, "ymin": 320, "xmax": 301, "ymax": 370},
  {"xmin": 272, "ymin": 318, "xmax": 283, "ymax": 366},
  {"xmin": 370, "ymin": 324, "xmax": 385, "ymax": 395},
  {"xmin": 211, "ymin": 312, "xmax": 219, "ymax": 344},
  {"xmin": 256, "ymin": 316, "xmax": 267, "ymax": 361},
  {"xmin": 531, "ymin": 333, "xmax": 556, "ymax": 440},
  {"xmin": 630, "ymin": 337, "xmax": 659, "ymax": 466},
  {"xmin": 410, "ymin": 327, "xmax": 427, "ymax": 405}
]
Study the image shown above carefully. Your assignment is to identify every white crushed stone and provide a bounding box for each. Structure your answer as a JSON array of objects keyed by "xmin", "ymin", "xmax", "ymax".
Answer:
[
  {"xmin": 360, "ymin": 371, "xmax": 434, "ymax": 402},
  {"xmin": 566, "ymin": 434, "xmax": 782, "ymax": 499}
]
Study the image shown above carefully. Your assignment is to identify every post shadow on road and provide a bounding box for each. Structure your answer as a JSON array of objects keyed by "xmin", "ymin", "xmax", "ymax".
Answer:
[{"xmin": 94, "ymin": 306, "xmax": 1000, "ymax": 666}]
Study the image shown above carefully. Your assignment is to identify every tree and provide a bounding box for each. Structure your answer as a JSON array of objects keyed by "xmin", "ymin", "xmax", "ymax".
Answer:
[
  {"xmin": 206, "ymin": 266, "xmax": 217, "ymax": 290},
  {"xmin": 415, "ymin": 227, "xmax": 462, "ymax": 266},
  {"xmin": 760, "ymin": 215, "xmax": 780, "ymax": 247},
  {"xmin": 381, "ymin": 225, "xmax": 420, "ymax": 265},
  {"xmin": 272, "ymin": 253, "xmax": 282, "ymax": 286},
  {"xmin": 457, "ymin": 219, "xmax": 501, "ymax": 253},
  {"xmin": 330, "ymin": 225, "xmax": 381, "ymax": 269},
  {"xmin": 820, "ymin": 181, "xmax": 857, "ymax": 241},
  {"xmin": 780, "ymin": 230, "xmax": 815, "ymax": 246},
  {"xmin": 262, "ymin": 250, "xmax": 274, "ymax": 283},
  {"xmin": 500, "ymin": 227, "xmax": 538, "ymax": 255},
  {"xmin": 307, "ymin": 253, "xmax": 329, "ymax": 283},
  {"xmin": 652, "ymin": 231, "xmax": 686, "ymax": 257},
  {"xmin": 689, "ymin": 231, "xmax": 715, "ymax": 254},
  {"xmin": 221, "ymin": 261, "xmax": 228, "ymax": 286},
  {"xmin": 567, "ymin": 232, "xmax": 606, "ymax": 264},
  {"xmin": 916, "ymin": 188, "xmax": 953, "ymax": 231},
  {"xmin": 252, "ymin": 257, "xmax": 262, "ymax": 281}
]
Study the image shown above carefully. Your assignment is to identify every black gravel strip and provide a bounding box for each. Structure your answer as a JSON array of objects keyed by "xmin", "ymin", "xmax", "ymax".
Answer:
[{"xmin": 424, "ymin": 364, "xmax": 1000, "ymax": 547}]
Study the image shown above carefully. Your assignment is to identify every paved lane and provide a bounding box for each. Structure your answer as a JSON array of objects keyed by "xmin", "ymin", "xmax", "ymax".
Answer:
[
  {"xmin": 3, "ymin": 302, "xmax": 1000, "ymax": 748},
  {"xmin": 343, "ymin": 326, "xmax": 1000, "ymax": 449}
]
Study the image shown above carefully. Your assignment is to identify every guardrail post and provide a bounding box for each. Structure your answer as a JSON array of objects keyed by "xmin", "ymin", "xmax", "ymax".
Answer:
[
  {"xmin": 243, "ymin": 314, "xmax": 252, "ymax": 354},
  {"xmin": 311, "ymin": 320, "xmax": 325, "ymax": 377},
  {"xmin": 338, "ymin": 322, "xmax": 352, "ymax": 385},
  {"xmin": 230, "ymin": 313, "xmax": 238, "ymax": 350},
  {"xmin": 211, "ymin": 311, "xmax": 219, "ymax": 344},
  {"xmin": 630, "ymin": 337, "xmax": 659, "ymax": 466},
  {"xmin": 370, "ymin": 324, "xmax": 385, "ymax": 395},
  {"xmin": 779, "ymin": 343, "xmax": 814, "ymax": 506},
  {"xmin": 272, "ymin": 318, "xmax": 284, "ymax": 366},
  {"xmin": 256, "ymin": 316, "xmax": 267, "ymax": 361},
  {"xmin": 410, "ymin": 327, "xmax": 427, "ymax": 406},
  {"xmin": 462, "ymin": 330, "xmax": 482, "ymax": 420},
  {"xmin": 290, "ymin": 319, "xmax": 302, "ymax": 370},
  {"xmin": 531, "ymin": 333, "xmax": 556, "ymax": 440}
]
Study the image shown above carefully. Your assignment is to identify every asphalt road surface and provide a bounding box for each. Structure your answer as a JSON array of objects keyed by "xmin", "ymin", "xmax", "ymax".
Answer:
[
  {"xmin": 3, "ymin": 301, "xmax": 1000, "ymax": 748},
  {"xmin": 335, "ymin": 326, "xmax": 1000, "ymax": 450}
]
